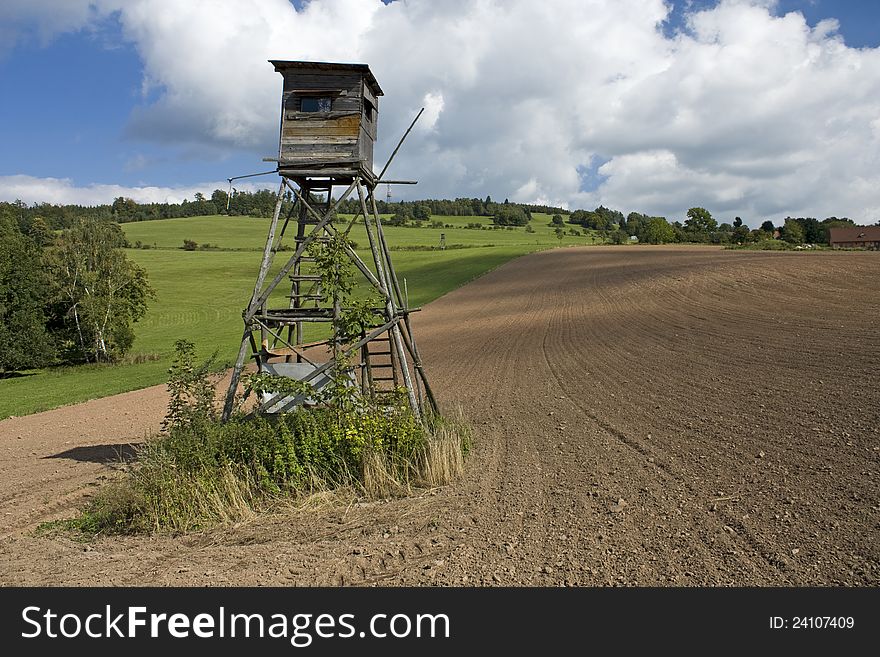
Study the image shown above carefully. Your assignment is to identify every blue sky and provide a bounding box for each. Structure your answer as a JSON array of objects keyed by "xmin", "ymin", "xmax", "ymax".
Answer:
[
  {"xmin": 0, "ymin": 0, "xmax": 878, "ymax": 224},
  {"xmin": 0, "ymin": 15, "xmax": 251, "ymax": 190},
  {"xmin": 663, "ymin": 0, "xmax": 879, "ymax": 46}
]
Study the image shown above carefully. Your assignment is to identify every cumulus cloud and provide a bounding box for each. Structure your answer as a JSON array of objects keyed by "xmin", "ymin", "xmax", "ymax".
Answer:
[
  {"xmin": 3, "ymin": 0, "xmax": 880, "ymax": 224},
  {"xmin": 0, "ymin": 174, "xmax": 263, "ymax": 206}
]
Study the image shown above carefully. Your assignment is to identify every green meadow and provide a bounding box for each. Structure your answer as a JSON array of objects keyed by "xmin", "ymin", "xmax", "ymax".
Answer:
[{"xmin": 1, "ymin": 213, "xmax": 603, "ymax": 418}]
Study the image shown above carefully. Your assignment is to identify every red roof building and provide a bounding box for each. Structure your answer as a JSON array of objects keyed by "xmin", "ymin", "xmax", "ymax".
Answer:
[{"xmin": 828, "ymin": 226, "xmax": 880, "ymax": 249}]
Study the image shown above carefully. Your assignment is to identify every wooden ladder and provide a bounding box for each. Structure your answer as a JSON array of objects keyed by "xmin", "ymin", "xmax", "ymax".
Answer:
[{"xmin": 362, "ymin": 332, "xmax": 399, "ymax": 399}]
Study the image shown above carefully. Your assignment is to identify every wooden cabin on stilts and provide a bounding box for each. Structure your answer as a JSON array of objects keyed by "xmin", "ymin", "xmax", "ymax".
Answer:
[{"xmin": 221, "ymin": 61, "xmax": 437, "ymax": 422}]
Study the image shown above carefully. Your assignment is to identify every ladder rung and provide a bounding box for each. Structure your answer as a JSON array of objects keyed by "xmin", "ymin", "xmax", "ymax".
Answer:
[
  {"xmin": 289, "ymin": 274, "xmax": 322, "ymax": 281},
  {"xmin": 368, "ymin": 350, "xmax": 392, "ymax": 356},
  {"xmin": 372, "ymin": 376, "xmax": 396, "ymax": 381}
]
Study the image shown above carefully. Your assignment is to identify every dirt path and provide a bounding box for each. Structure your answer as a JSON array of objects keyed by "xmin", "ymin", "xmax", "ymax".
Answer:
[{"xmin": 1, "ymin": 246, "xmax": 877, "ymax": 586}]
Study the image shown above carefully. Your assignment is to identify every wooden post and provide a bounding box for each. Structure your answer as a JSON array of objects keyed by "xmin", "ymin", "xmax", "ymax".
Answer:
[{"xmin": 222, "ymin": 182, "xmax": 285, "ymax": 420}]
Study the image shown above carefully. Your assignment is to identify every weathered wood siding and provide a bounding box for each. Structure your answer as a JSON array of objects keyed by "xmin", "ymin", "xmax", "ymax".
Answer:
[
  {"xmin": 276, "ymin": 65, "xmax": 379, "ymax": 174},
  {"xmin": 359, "ymin": 78, "xmax": 378, "ymax": 170}
]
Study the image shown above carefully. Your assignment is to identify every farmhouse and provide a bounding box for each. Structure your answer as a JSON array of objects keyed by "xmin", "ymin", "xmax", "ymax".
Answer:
[
  {"xmin": 828, "ymin": 226, "xmax": 880, "ymax": 249},
  {"xmin": 270, "ymin": 60, "xmax": 382, "ymax": 181}
]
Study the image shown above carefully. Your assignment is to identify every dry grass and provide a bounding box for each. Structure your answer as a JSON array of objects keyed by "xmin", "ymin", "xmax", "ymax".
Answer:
[
  {"xmin": 419, "ymin": 421, "xmax": 466, "ymax": 486},
  {"xmin": 362, "ymin": 408, "xmax": 470, "ymax": 497},
  {"xmin": 137, "ymin": 463, "xmax": 261, "ymax": 533},
  {"xmin": 69, "ymin": 409, "xmax": 471, "ymax": 536}
]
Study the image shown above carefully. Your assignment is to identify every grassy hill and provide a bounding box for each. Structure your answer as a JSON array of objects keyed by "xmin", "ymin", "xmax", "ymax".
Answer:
[{"xmin": 0, "ymin": 213, "xmax": 605, "ymax": 418}]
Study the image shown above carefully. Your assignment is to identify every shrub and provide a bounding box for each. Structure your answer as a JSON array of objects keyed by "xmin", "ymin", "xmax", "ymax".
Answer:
[
  {"xmin": 182, "ymin": 239, "xmax": 198, "ymax": 251},
  {"xmin": 70, "ymin": 336, "xmax": 468, "ymax": 535},
  {"xmin": 492, "ymin": 205, "xmax": 529, "ymax": 226}
]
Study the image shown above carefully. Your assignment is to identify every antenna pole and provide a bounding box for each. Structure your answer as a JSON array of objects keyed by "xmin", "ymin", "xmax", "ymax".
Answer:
[{"xmin": 375, "ymin": 107, "xmax": 424, "ymax": 185}]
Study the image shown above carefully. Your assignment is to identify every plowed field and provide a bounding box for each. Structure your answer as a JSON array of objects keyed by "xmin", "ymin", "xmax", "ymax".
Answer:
[{"xmin": 1, "ymin": 246, "xmax": 877, "ymax": 585}]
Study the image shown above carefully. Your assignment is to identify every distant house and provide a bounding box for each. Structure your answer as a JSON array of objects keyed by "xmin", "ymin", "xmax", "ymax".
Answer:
[{"xmin": 828, "ymin": 226, "xmax": 880, "ymax": 250}]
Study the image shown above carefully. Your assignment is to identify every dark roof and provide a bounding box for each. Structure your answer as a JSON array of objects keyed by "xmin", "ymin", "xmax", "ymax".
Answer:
[
  {"xmin": 269, "ymin": 60, "xmax": 383, "ymax": 96},
  {"xmin": 828, "ymin": 226, "xmax": 880, "ymax": 243}
]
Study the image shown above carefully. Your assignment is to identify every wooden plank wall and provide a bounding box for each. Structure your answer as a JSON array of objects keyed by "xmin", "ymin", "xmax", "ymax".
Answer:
[{"xmin": 277, "ymin": 68, "xmax": 377, "ymax": 170}]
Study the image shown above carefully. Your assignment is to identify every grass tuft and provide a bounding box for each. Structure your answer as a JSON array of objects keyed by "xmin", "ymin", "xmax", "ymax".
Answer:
[{"xmin": 68, "ymin": 407, "xmax": 469, "ymax": 536}]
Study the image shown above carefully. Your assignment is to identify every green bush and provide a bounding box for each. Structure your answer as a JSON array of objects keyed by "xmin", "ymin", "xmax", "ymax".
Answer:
[{"xmin": 70, "ymin": 341, "xmax": 466, "ymax": 535}]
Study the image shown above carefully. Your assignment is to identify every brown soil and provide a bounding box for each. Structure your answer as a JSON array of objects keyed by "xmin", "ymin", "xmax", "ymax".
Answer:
[{"xmin": 1, "ymin": 246, "xmax": 877, "ymax": 586}]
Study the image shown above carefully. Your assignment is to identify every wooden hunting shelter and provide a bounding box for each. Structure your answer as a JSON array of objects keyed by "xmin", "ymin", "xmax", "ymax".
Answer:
[
  {"xmin": 272, "ymin": 60, "xmax": 383, "ymax": 181},
  {"xmin": 222, "ymin": 61, "xmax": 434, "ymax": 421}
]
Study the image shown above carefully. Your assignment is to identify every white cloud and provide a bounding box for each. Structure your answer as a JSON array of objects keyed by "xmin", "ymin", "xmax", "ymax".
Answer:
[
  {"xmin": 2, "ymin": 0, "xmax": 880, "ymax": 224},
  {"xmin": 0, "ymin": 174, "xmax": 264, "ymax": 206}
]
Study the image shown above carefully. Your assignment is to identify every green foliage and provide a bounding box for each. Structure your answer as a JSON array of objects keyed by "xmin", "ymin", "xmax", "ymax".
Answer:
[
  {"xmin": 570, "ymin": 209, "xmax": 603, "ymax": 230},
  {"xmin": 493, "ymin": 205, "xmax": 529, "ymax": 226},
  {"xmin": 570, "ymin": 206, "xmax": 624, "ymax": 231},
  {"xmin": 162, "ymin": 339, "xmax": 219, "ymax": 432},
  {"xmin": 0, "ymin": 217, "xmax": 54, "ymax": 372},
  {"xmin": 620, "ymin": 212, "xmax": 675, "ymax": 244},
  {"xmin": 781, "ymin": 218, "xmax": 805, "ymax": 244},
  {"xmin": 731, "ymin": 225, "xmax": 750, "ymax": 243},
  {"xmin": 726, "ymin": 240, "xmax": 798, "ymax": 251},
  {"xmin": 623, "ymin": 212, "xmax": 647, "ymax": 236},
  {"xmin": 181, "ymin": 239, "xmax": 198, "ymax": 251},
  {"xmin": 551, "ymin": 214, "xmax": 565, "ymax": 227},
  {"xmin": 760, "ymin": 220, "xmax": 775, "ymax": 233},
  {"xmin": 307, "ymin": 233, "xmax": 383, "ymax": 346},
  {"xmin": 44, "ymin": 217, "xmax": 155, "ymax": 363},
  {"xmin": 413, "ymin": 204, "xmax": 432, "ymax": 220},
  {"xmin": 639, "ymin": 216, "xmax": 676, "ymax": 244},
  {"xmin": 308, "ymin": 233, "xmax": 356, "ymax": 303},
  {"xmin": 72, "ymin": 345, "xmax": 445, "ymax": 534},
  {"xmin": 336, "ymin": 296, "xmax": 383, "ymax": 343},
  {"xmin": 685, "ymin": 207, "xmax": 718, "ymax": 237},
  {"xmin": 27, "ymin": 216, "xmax": 55, "ymax": 246},
  {"xmin": 611, "ymin": 229, "xmax": 629, "ymax": 244},
  {"xmin": 388, "ymin": 204, "xmax": 412, "ymax": 226}
]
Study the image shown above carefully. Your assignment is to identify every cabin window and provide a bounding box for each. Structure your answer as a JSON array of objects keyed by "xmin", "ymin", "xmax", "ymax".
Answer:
[
  {"xmin": 301, "ymin": 96, "xmax": 331, "ymax": 112},
  {"xmin": 364, "ymin": 99, "xmax": 375, "ymax": 122}
]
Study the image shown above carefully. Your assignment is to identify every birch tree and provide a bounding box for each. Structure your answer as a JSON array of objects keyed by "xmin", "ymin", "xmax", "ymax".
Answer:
[{"xmin": 45, "ymin": 218, "xmax": 153, "ymax": 363}]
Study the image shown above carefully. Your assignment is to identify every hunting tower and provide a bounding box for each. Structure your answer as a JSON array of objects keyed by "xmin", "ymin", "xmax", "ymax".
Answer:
[{"xmin": 222, "ymin": 60, "xmax": 436, "ymax": 421}]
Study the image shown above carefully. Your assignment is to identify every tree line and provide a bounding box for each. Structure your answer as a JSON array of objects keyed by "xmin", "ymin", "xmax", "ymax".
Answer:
[
  {"xmin": 2, "ymin": 192, "xmax": 570, "ymax": 234},
  {"xmin": 4, "ymin": 190, "xmax": 869, "ymax": 248},
  {"xmin": 335, "ymin": 195, "xmax": 563, "ymax": 221},
  {"xmin": 0, "ymin": 188, "xmax": 280, "ymax": 232},
  {"xmin": 563, "ymin": 206, "xmax": 863, "ymax": 246}
]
